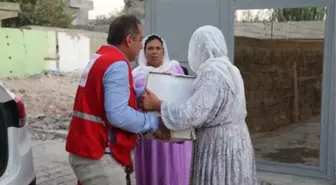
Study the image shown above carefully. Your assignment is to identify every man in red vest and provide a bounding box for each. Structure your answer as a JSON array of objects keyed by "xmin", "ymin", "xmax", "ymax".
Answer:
[{"xmin": 66, "ymin": 15, "xmax": 170, "ymax": 185}]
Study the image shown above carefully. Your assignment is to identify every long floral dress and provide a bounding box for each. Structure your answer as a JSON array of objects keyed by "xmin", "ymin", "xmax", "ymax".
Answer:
[{"xmin": 161, "ymin": 62, "xmax": 257, "ymax": 185}]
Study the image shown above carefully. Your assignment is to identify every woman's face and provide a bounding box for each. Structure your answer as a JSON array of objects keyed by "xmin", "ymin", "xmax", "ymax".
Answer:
[{"xmin": 145, "ymin": 39, "xmax": 164, "ymax": 68}]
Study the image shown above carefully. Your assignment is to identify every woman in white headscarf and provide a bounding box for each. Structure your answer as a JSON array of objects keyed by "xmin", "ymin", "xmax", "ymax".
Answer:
[
  {"xmin": 132, "ymin": 35, "xmax": 185, "ymax": 89},
  {"xmin": 142, "ymin": 26, "xmax": 257, "ymax": 185},
  {"xmin": 133, "ymin": 34, "xmax": 192, "ymax": 185}
]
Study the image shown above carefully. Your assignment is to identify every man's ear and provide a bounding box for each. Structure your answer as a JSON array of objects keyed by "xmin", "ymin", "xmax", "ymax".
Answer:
[{"xmin": 125, "ymin": 34, "xmax": 132, "ymax": 47}]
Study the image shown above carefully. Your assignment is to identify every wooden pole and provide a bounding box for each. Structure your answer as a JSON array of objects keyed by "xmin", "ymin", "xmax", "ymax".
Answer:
[{"xmin": 293, "ymin": 60, "xmax": 299, "ymax": 122}]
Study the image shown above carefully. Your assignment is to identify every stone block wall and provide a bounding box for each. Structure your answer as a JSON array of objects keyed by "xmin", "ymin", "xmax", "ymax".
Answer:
[{"xmin": 234, "ymin": 37, "xmax": 323, "ymax": 133}]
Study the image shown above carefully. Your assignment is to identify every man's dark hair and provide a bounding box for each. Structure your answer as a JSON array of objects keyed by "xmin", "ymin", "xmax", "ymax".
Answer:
[
  {"xmin": 144, "ymin": 35, "xmax": 163, "ymax": 51},
  {"xmin": 107, "ymin": 15, "xmax": 141, "ymax": 46}
]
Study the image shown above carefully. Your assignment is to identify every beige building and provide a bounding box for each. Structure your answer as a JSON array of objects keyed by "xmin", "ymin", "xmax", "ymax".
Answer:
[
  {"xmin": 0, "ymin": 2, "xmax": 20, "ymax": 27},
  {"xmin": 68, "ymin": 0, "xmax": 94, "ymax": 26}
]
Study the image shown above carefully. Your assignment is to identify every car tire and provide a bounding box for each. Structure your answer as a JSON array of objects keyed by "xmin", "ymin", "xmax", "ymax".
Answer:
[{"xmin": 0, "ymin": 105, "xmax": 9, "ymax": 178}]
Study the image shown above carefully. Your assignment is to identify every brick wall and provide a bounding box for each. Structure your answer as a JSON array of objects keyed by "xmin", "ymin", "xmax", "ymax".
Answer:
[{"xmin": 234, "ymin": 37, "xmax": 323, "ymax": 133}]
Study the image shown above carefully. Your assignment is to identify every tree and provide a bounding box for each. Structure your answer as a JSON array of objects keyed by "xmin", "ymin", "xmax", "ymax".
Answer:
[
  {"xmin": 2, "ymin": 0, "xmax": 75, "ymax": 28},
  {"xmin": 271, "ymin": 7, "xmax": 326, "ymax": 22},
  {"xmin": 239, "ymin": 10, "xmax": 273, "ymax": 22}
]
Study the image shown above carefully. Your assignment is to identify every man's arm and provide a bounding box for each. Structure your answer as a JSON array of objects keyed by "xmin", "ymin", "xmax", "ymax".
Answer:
[{"xmin": 103, "ymin": 61, "xmax": 159, "ymax": 134}]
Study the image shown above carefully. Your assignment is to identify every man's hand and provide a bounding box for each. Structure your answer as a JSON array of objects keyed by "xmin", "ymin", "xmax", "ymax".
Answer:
[
  {"xmin": 142, "ymin": 88, "xmax": 162, "ymax": 112},
  {"xmin": 154, "ymin": 118, "xmax": 171, "ymax": 141}
]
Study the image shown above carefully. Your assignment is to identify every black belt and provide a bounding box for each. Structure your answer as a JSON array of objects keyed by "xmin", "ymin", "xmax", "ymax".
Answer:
[
  {"xmin": 125, "ymin": 165, "xmax": 133, "ymax": 185},
  {"xmin": 126, "ymin": 173, "xmax": 131, "ymax": 185}
]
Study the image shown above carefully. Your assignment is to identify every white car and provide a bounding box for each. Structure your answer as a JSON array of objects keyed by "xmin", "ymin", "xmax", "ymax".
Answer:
[{"xmin": 0, "ymin": 82, "xmax": 36, "ymax": 185}]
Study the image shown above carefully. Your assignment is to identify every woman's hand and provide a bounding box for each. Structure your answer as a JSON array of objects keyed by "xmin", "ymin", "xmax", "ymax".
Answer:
[
  {"xmin": 154, "ymin": 118, "xmax": 171, "ymax": 141},
  {"xmin": 142, "ymin": 88, "xmax": 162, "ymax": 112}
]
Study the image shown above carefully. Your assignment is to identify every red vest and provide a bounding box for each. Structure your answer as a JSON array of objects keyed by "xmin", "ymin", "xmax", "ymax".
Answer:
[{"xmin": 66, "ymin": 45, "xmax": 137, "ymax": 167}]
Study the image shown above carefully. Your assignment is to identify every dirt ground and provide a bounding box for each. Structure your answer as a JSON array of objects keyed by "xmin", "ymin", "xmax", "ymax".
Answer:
[
  {"xmin": 1, "ymin": 71, "xmax": 81, "ymax": 138},
  {"xmin": 1, "ymin": 71, "xmax": 321, "ymax": 166},
  {"xmin": 252, "ymin": 116, "xmax": 320, "ymax": 166}
]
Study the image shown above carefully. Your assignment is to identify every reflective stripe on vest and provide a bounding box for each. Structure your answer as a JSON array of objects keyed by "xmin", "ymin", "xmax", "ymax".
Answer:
[{"xmin": 73, "ymin": 111, "xmax": 105, "ymax": 126}]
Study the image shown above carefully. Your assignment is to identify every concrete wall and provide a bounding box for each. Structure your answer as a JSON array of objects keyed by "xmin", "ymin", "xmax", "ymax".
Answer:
[
  {"xmin": 22, "ymin": 26, "xmax": 107, "ymax": 57},
  {"xmin": 234, "ymin": 37, "xmax": 323, "ymax": 133},
  {"xmin": 0, "ymin": 27, "xmax": 107, "ymax": 77},
  {"xmin": 58, "ymin": 32, "xmax": 90, "ymax": 72},
  {"xmin": 0, "ymin": 28, "xmax": 56, "ymax": 77},
  {"xmin": 235, "ymin": 21, "xmax": 325, "ymax": 39}
]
